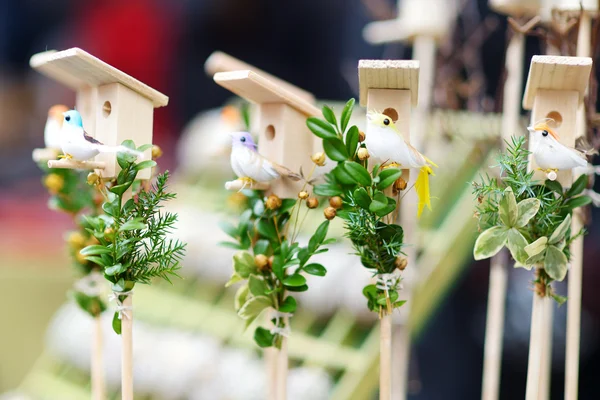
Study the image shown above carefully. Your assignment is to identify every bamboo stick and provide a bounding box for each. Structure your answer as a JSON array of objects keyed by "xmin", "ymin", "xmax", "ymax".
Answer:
[
  {"xmin": 380, "ymin": 314, "xmax": 393, "ymax": 400},
  {"xmin": 265, "ymin": 347, "xmax": 278, "ymax": 400},
  {"xmin": 565, "ymin": 10, "xmax": 591, "ymax": 400},
  {"xmin": 276, "ymin": 336, "xmax": 289, "ymax": 400},
  {"xmin": 525, "ymin": 289, "xmax": 546, "ymax": 400},
  {"xmin": 121, "ymin": 294, "xmax": 134, "ymax": 400},
  {"xmin": 91, "ymin": 315, "xmax": 105, "ymax": 400},
  {"xmin": 538, "ymin": 298, "xmax": 554, "ymax": 400},
  {"xmin": 48, "ymin": 159, "xmax": 106, "ymax": 170}
]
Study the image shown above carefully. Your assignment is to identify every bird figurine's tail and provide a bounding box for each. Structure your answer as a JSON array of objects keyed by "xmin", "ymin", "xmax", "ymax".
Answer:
[{"xmin": 415, "ymin": 157, "xmax": 437, "ymax": 218}]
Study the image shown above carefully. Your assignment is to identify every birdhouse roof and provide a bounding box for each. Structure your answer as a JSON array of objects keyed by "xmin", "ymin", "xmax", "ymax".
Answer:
[
  {"xmin": 358, "ymin": 59, "xmax": 420, "ymax": 107},
  {"xmin": 30, "ymin": 48, "xmax": 168, "ymax": 108},
  {"xmin": 214, "ymin": 70, "xmax": 320, "ymax": 117},
  {"xmin": 522, "ymin": 55, "xmax": 592, "ymax": 110}
]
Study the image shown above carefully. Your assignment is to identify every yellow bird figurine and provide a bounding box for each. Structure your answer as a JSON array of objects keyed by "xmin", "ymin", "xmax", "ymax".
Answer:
[{"xmin": 364, "ymin": 111, "xmax": 438, "ymax": 217}]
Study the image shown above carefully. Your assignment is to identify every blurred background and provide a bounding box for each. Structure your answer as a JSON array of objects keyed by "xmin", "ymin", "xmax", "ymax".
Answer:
[{"xmin": 1, "ymin": 0, "xmax": 600, "ymax": 399}]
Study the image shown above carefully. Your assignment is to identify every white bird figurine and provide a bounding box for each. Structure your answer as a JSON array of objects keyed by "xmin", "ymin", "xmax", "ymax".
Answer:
[
  {"xmin": 527, "ymin": 120, "xmax": 589, "ymax": 175},
  {"xmin": 229, "ymin": 131, "xmax": 300, "ymax": 188},
  {"xmin": 60, "ymin": 109, "xmax": 142, "ymax": 161},
  {"xmin": 44, "ymin": 104, "xmax": 69, "ymax": 149},
  {"xmin": 364, "ymin": 111, "xmax": 438, "ymax": 217}
]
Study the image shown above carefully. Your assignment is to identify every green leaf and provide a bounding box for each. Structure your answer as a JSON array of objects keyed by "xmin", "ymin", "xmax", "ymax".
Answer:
[
  {"xmin": 109, "ymin": 183, "xmax": 133, "ymax": 196},
  {"xmin": 219, "ymin": 221, "xmax": 238, "ymax": 239},
  {"xmin": 225, "ymin": 272, "xmax": 244, "ymax": 287},
  {"xmin": 369, "ymin": 192, "xmax": 388, "ymax": 213},
  {"xmin": 314, "ymin": 184, "xmax": 343, "ymax": 196},
  {"xmin": 506, "ymin": 228, "xmax": 529, "ymax": 265},
  {"xmin": 234, "ymin": 284, "xmax": 249, "ymax": 311},
  {"xmin": 134, "ymin": 160, "xmax": 157, "ymax": 171},
  {"xmin": 333, "ymin": 164, "xmax": 357, "ymax": 185},
  {"xmin": 344, "ymin": 162, "xmax": 372, "ymax": 186},
  {"xmin": 306, "ymin": 117, "xmax": 337, "ymax": 140},
  {"xmin": 248, "ymin": 275, "xmax": 268, "ymax": 296},
  {"xmin": 283, "ymin": 274, "xmax": 307, "ymax": 287},
  {"xmin": 238, "ymin": 295, "xmax": 272, "ymax": 320},
  {"xmin": 323, "ymin": 138, "xmax": 349, "ymax": 162},
  {"xmin": 473, "ymin": 226, "xmax": 509, "ymax": 260},
  {"xmin": 549, "ymin": 214, "xmax": 571, "ymax": 245},
  {"xmin": 322, "ymin": 105, "xmax": 337, "ymax": 127},
  {"xmin": 119, "ymin": 220, "xmax": 146, "ymax": 232},
  {"xmin": 524, "ymin": 237, "xmax": 548, "ymax": 257},
  {"xmin": 340, "ymin": 98, "xmax": 355, "ymax": 133},
  {"xmin": 233, "ymin": 251, "xmax": 257, "ymax": 278},
  {"xmin": 515, "ymin": 198, "xmax": 541, "ymax": 228},
  {"xmin": 112, "ymin": 312, "xmax": 122, "ymax": 335},
  {"xmin": 85, "ymin": 256, "xmax": 106, "ymax": 267},
  {"xmin": 545, "ymin": 179, "xmax": 563, "ymax": 194},
  {"xmin": 137, "ymin": 143, "xmax": 153, "ymax": 152},
  {"xmin": 308, "ymin": 221, "xmax": 329, "ymax": 253},
  {"xmin": 499, "ymin": 187, "xmax": 518, "ymax": 227},
  {"xmin": 257, "ymin": 219, "xmax": 278, "ymax": 241},
  {"xmin": 564, "ymin": 195, "xmax": 592, "ymax": 211},
  {"xmin": 550, "ymin": 293, "xmax": 568, "ymax": 305},
  {"xmin": 105, "ymin": 263, "xmax": 126, "ymax": 276},
  {"xmin": 345, "ymin": 125, "xmax": 359, "ymax": 157},
  {"xmin": 544, "ymin": 245, "xmax": 568, "ymax": 281},
  {"xmin": 378, "ymin": 168, "xmax": 402, "ymax": 190},
  {"xmin": 253, "ymin": 239, "xmax": 270, "ymax": 255},
  {"xmin": 279, "ymin": 296, "xmax": 297, "ymax": 313},
  {"xmin": 303, "ymin": 263, "xmax": 327, "ymax": 276},
  {"xmin": 254, "ymin": 327, "xmax": 275, "ymax": 348},
  {"xmin": 286, "ymin": 284, "xmax": 309, "ymax": 292},
  {"xmin": 353, "ymin": 187, "xmax": 371, "ymax": 209},
  {"xmin": 566, "ymin": 174, "xmax": 588, "ymax": 198},
  {"xmin": 80, "ymin": 245, "xmax": 111, "ymax": 256}
]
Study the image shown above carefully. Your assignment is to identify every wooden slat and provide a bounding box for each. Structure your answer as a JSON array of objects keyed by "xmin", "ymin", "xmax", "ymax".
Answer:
[
  {"xmin": 358, "ymin": 59, "xmax": 420, "ymax": 106},
  {"xmin": 30, "ymin": 48, "xmax": 168, "ymax": 107}
]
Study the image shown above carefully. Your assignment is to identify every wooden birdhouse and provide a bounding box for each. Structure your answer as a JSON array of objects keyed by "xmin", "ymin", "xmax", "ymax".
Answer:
[
  {"xmin": 30, "ymin": 47, "xmax": 168, "ymax": 180},
  {"xmin": 489, "ymin": 0, "xmax": 540, "ymax": 16},
  {"xmin": 522, "ymin": 55, "xmax": 592, "ymax": 185},
  {"xmin": 213, "ymin": 67, "xmax": 320, "ymax": 198}
]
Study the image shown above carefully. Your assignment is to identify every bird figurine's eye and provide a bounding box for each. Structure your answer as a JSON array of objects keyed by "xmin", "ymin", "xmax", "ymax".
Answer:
[
  {"xmin": 65, "ymin": 115, "xmax": 71, "ymax": 122},
  {"xmin": 542, "ymin": 130, "xmax": 549, "ymax": 137},
  {"xmin": 383, "ymin": 118, "xmax": 390, "ymax": 126},
  {"xmin": 240, "ymin": 136, "xmax": 246, "ymax": 142}
]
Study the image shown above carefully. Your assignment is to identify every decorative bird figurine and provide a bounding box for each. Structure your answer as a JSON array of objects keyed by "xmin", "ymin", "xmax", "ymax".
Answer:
[
  {"xmin": 60, "ymin": 109, "xmax": 141, "ymax": 161},
  {"xmin": 527, "ymin": 120, "xmax": 589, "ymax": 176},
  {"xmin": 364, "ymin": 111, "xmax": 438, "ymax": 217},
  {"xmin": 229, "ymin": 131, "xmax": 300, "ymax": 188},
  {"xmin": 44, "ymin": 104, "xmax": 69, "ymax": 149}
]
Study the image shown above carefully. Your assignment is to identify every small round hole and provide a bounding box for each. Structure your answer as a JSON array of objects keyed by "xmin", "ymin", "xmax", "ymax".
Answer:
[
  {"xmin": 382, "ymin": 107, "xmax": 399, "ymax": 122},
  {"xmin": 265, "ymin": 125, "xmax": 275, "ymax": 140},
  {"xmin": 545, "ymin": 111, "xmax": 562, "ymax": 128},
  {"xmin": 103, "ymin": 101, "xmax": 112, "ymax": 117}
]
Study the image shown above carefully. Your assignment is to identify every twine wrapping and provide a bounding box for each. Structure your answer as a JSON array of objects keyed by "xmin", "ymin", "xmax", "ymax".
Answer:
[
  {"xmin": 109, "ymin": 290, "xmax": 133, "ymax": 320},
  {"xmin": 270, "ymin": 310, "xmax": 293, "ymax": 337}
]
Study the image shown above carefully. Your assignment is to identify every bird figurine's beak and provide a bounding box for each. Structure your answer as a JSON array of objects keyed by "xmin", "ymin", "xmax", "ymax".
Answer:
[{"xmin": 526, "ymin": 126, "xmax": 535, "ymax": 133}]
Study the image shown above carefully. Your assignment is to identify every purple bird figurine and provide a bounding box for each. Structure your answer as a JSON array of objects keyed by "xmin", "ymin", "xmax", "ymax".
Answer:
[{"xmin": 229, "ymin": 132, "xmax": 300, "ymax": 188}]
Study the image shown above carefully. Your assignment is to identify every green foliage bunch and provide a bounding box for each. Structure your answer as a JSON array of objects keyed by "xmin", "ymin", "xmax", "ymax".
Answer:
[
  {"xmin": 80, "ymin": 141, "xmax": 186, "ymax": 333},
  {"xmin": 306, "ymin": 99, "xmax": 407, "ymax": 317},
  {"xmin": 38, "ymin": 160, "xmax": 106, "ymax": 317},
  {"xmin": 473, "ymin": 136, "xmax": 592, "ymax": 302},
  {"xmin": 220, "ymin": 190, "xmax": 333, "ymax": 349}
]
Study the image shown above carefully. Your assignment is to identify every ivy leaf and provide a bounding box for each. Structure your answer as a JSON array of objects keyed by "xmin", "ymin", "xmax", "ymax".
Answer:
[
  {"xmin": 248, "ymin": 274, "xmax": 268, "ymax": 296},
  {"xmin": 549, "ymin": 214, "xmax": 571, "ymax": 245},
  {"xmin": 283, "ymin": 274, "xmax": 307, "ymax": 287},
  {"xmin": 506, "ymin": 228, "xmax": 529, "ymax": 265},
  {"xmin": 564, "ymin": 195, "xmax": 592, "ymax": 211},
  {"xmin": 279, "ymin": 296, "xmax": 297, "ymax": 313},
  {"xmin": 323, "ymin": 138, "xmax": 349, "ymax": 162},
  {"xmin": 340, "ymin": 98, "xmax": 355, "ymax": 133},
  {"xmin": 473, "ymin": 226, "xmax": 509, "ymax": 260},
  {"xmin": 515, "ymin": 198, "xmax": 541, "ymax": 228},
  {"xmin": 544, "ymin": 245, "xmax": 568, "ymax": 281},
  {"xmin": 234, "ymin": 284, "xmax": 249, "ymax": 311},
  {"xmin": 306, "ymin": 117, "xmax": 337, "ymax": 140},
  {"xmin": 344, "ymin": 162, "xmax": 372, "ymax": 186},
  {"xmin": 353, "ymin": 187, "xmax": 371, "ymax": 209},
  {"xmin": 238, "ymin": 296, "xmax": 272, "ymax": 320},
  {"xmin": 565, "ymin": 174, "xmax": 588, "ymax": 198},
  {"xmin": 233, "ymin": 251, "xmax": 257, "ymax": 278},
  {"xmin": 322, "ymin": 105, "xmax": 337, "ymax": 127},
  {"xmin": 346, "ymin": 126, "xmax": 359, "ymax": 157},
  {"xmin": 225, "ymin": 272, "xmax": 244, "ymax": 287},
  {"xmin": 105, "ymin": 263, "xmax": 126, "ymax": 276},
  {"xmin": 377, "ymin": 168, "xmax": 402, "ymax": 190},
  {"xmin": 303, "ymin": 263, "xmax": 327, "ymax": 276},
  {"xmin": 498, "ymin": 187, "xmax": 518, "ymax": 227},
  {"xmin": 80, "ymin": 245, "xmax": 111, "ymax": 256},
  {"xmin": 369, "ymin": 192, "xmax": 388, "ymax": 213},
  {"xmin": 524, "ymin": 237, "xmax": 548, "ymax": 258},
  {"xmin": 254, "ymin": 327, "xmax": 275, "ymax": 348}
]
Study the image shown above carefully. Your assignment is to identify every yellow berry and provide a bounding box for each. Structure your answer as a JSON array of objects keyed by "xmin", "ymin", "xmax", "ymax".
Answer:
[
  {"xmin": 151, "ymin": 145, "xmax": 163, "ymax": 159},
  {"xmin": 87, "ymin": 172, "xmax": 100, "ymax": 186},
  {"xmin": 306, "ymin": 197, "xmax": 319, "ymax": 209},
  {"xmin": 324, "ymin": 206, "xmax": 337, "ymax": 220},
  {"xmin": 43, "ymin": 173, "xmax": 64, "ymax": 194},
  {"xmin": 357, "ymin": 147, "xmax": 370, "ymax": 160},
  {"xmin": 395, "ymin": 257, "xmax": 408, "ymax": 271},
  {"xmin": 329, "ymin": 196, "xmax": 343, "ymax": 210},
  {"xmin": 75, "ymin": 251, "xmax": 88, "ymax": 265},
  {"xmin": 394, "ymin": 177, "xmax": 407, "ymax": 192},
  {"xmin": 265, "ymin": 194, "xmax": 282, "ymax": 210},
  {"xmin": 67, "ymin": 231, "xmax": 87, "ymax": 249},
  {"xmin": 255, "ymin": 254, "xmax": 271, "ymax": 272},
  {"xmin": 311, "ymin": 152, "xmax": 326, "ymax": 166},
  {"xmin": 298, "ymin": 191, "xmax": 309, "ymax": 200},
  {"xmin": 358, "ymin": 131, "xmax": 366, "ymax": 142}
]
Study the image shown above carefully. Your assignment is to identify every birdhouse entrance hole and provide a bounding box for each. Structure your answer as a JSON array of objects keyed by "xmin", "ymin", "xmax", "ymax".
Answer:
[
  {"xmin": 265, "ymin": 124, "xmax": 275, "ymax": 140},
  {"xmin": 382, "ymin": 107, "xmax": 399, "ymax": 122},
  {"xmin": 103, "ymin": 101, "xmax": 112, "ymax": 117},
  {"xmin": 545, "ymin": 111, "xmax": 562, "ymax": 128}
]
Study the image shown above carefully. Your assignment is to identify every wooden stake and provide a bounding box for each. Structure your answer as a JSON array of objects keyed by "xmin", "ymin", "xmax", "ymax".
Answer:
[
  {"xmin": 265, "ymin": 347, "xmax": 278, "ymax": 400},
  {"xmin": 538, "ymin": 298, "xmax": 554, "ymax": 400},
  {"xmin": 91, "ymin": 315, "xmax": 105, "ymax": 400},
  {"xmin": 276, "ymin": 335, "xmax": 289, "ymax": 400},
  {"xmin": 121, "ymin": 294, "xmax": 134, "ymax": 400},
  {"xmin": 525, "ymin": 288, "xmax": 546, "ymax": 400},
  {"xmin": 565, "ymin": 10, "xmax": 592, "ymax": 399},
  {"xmin": 380, "ymin": 314, "xmax": 393, "ymax": 400}
]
